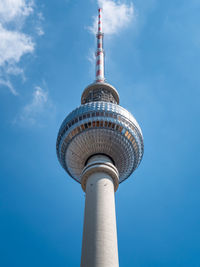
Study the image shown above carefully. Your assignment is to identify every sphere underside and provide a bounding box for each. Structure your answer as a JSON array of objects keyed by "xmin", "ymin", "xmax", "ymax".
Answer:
[{"xmin": 56, "ymin": 101, "xmax": 144, "ymax": 183}]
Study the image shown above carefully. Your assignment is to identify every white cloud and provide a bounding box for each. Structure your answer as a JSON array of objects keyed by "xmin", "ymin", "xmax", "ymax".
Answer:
[
  {"xmin": 87, "ymin": 48, "xmax": 96, "ymax": 65},
  {"xmin": 0, "ymin": 0, "xmax": 43, "ymax": 95},
  {"xmin": 25, "ymin": 86, "xmax": 48, "ymax": 115},
  {"xmin": 5, "ymin": 64, "xmax": 25, "ymax": 78},
  {"xmin": 35, "ymin": 26, "xmax": 44, "ymax": 36},
  {"xmin": 15, "ymin": 86, "xmax": 55, "ymax": 126},
  {"xmin": 90, "ymin": 0, "xmax": 134, "ymax": 35},
  {"xmin": 37, "ymin": 11, "xmax": 44, "ymax": 21},
  {"xmin": 0, "ymin": 0, "xmax": 33, "ymax": 23},
  {"xmin": 0, "ymin": 78, "xmax": 18, "ymax": 95},
  {"xmin": 0, "ymin": 24, "xmax": 34, "ymax": 66},
  {"xmin": 87, "ymin": 48, "xmax": 96, "ymax": 80}
]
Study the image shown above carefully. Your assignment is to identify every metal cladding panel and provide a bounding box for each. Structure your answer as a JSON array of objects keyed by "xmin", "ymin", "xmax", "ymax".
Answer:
[
  {"xmin": 56, "ymin": 101, "xmax": 144, "ymax": 183},
  {"xmin": 59, "ymin": 101, "xmax": 142, "ymax": 134}
]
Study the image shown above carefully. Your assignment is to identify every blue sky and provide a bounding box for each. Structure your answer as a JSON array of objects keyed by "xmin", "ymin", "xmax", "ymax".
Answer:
[{"xmin": 0, "ymin": 0, "xmax": 200, "ymax": 266}]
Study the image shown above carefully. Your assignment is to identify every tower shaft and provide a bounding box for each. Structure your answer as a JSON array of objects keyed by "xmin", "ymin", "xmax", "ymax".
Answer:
[
  {"xmin": 96, "ymin": 8, "xmax": 105, "ymax": 83},
  {"xmin": 81, "ymin": 155, "xmax": 119, "ymax": 267}
]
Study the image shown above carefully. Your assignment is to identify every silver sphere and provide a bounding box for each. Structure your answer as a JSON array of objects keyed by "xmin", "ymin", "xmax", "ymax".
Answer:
[{"xmin": 56, "ymin": 101, "xmax": 144, "ymax": 184}]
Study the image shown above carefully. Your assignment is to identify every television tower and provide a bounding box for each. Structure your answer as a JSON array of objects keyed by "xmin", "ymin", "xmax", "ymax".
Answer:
[{"xmin": 56, "ymin": 8, "xmax": 144, "ymax": 267}]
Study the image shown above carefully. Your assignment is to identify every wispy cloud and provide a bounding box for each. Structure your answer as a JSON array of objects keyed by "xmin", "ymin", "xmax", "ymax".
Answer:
[
  {"xmin": 87, "ymin": 47, "xmax": 96, "ymax": 80},
  {"xmin": 14, "ymin": 86, "xmax": 55, "ymax": 126},
  {"xmin": 0, "ymin": 78, "xmax": 17, "ymax": 95},
  {"xmin": 0, "ymin": 24, "xmax": 34, "ymax": 66},
  {"xmin": 35, "ymin": 26, "xmax": 44, "ymax": 36},
  {"xmin": 0, "ymin": 0, "xmax": 43, "ymax": 95},
  {"xmin": 35, "ymin": 11, "xmax": 45, "ymax": 36},
  {"xmin": 89, "ymin": 0, "xmax": 134, "ymax": 35}
]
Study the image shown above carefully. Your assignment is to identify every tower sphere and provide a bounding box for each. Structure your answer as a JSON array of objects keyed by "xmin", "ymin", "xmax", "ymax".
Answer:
[{"xmin": 56, "ymin": 84, "xmax": 143, "ymax": 184}]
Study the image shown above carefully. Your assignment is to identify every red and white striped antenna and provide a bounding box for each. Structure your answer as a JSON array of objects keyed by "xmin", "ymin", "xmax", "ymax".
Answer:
[{"xmin": 96, "ymin": 8, "xmax": 105, "ymax": 83}]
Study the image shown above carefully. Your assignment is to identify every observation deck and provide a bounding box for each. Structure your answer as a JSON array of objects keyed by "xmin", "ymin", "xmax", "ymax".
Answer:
[{"xmin": 56, "ymin": 100, "xmax": 143, "ymax": 184}]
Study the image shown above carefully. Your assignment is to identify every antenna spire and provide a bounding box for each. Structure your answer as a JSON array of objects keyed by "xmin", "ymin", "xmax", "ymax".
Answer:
[{"xmin": 96, "ymin": 8, "xmax": 105, "ymax": 83}]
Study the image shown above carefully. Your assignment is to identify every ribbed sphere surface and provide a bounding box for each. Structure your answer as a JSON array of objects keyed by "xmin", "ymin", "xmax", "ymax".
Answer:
[{"xmin": 56, "ymin": 102, "xmax": 143, "ymax": 183}]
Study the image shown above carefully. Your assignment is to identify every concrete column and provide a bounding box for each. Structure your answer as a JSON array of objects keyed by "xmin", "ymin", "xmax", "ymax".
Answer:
[{"xmin": 81, "ymin": 155, "xmax": 119, "ymax": 267}]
